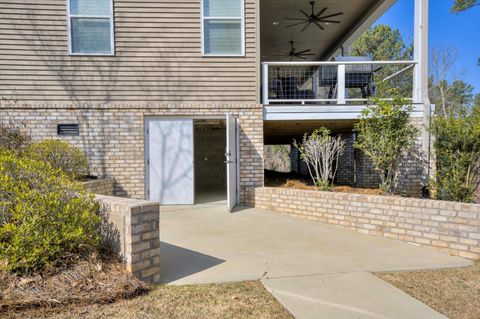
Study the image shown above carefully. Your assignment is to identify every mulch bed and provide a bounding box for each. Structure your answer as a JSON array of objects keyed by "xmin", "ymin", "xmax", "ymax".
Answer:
[
  {"xmin": 264, "ymin": 170, "xmax": 384, "ymax": 195},
  {"xmin": 0, "ymin": 257, "xmax": 150, "ymax": 319}
]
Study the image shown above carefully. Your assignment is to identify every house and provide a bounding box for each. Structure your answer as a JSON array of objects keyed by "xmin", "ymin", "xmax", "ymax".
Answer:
[{"xmin": 0, "ymin": 0, "xmax": 430, "ymax": 210}]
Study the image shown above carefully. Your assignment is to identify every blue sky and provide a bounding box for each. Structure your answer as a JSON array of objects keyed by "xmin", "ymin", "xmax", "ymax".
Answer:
[{"xmin": 375, "ymin": 0, "xmax": 480, "ymax": 94}]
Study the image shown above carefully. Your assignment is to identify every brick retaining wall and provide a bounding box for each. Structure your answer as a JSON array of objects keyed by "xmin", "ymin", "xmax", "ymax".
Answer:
[
  {"xmin": 96, "ymin": 195, "xmax": 160, "ymax": 283},
  {"xmin": 82, "ymin": 178, "xmax": 115, "ymax": 196},
  {"xmin": 248, "ymin": 187, "xmax": 480, "ymax": 260}
]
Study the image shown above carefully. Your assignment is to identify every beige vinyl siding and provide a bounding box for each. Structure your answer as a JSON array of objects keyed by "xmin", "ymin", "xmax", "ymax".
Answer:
[{"xmin": 0, "ymin": 0, "xmax": 259, "ymax": 104}]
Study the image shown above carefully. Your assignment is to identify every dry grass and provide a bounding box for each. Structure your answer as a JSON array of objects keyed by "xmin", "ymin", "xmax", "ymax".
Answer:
[
  {"xmin": 0, "ymin": 258, "xmax": 149, "ymax": 319},
  {"xmin": 265, "ymin": 170, "xmax": 384, "ymax": 195},
  {"xmin": 377, "ymin": 262, "xmax": 480, "ymax": 319},
  {"xmin": 17, "ymin": 281, "xmax": 293, "ymax": 319}
]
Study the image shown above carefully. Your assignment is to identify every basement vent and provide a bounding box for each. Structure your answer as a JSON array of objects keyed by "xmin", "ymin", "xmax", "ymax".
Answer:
[{"xmin": 57, "ymin": 124, "xmax": 79, "ymax": 136}]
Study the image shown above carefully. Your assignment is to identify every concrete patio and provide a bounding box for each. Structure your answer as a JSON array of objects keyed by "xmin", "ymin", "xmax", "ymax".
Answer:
[{"xmin": 160, "ymin": 202, "xmax": 471, "ymax": 318}]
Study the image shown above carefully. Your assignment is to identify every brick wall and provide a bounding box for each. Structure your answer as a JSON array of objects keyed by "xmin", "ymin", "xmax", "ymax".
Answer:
[
  {"xmin": 334, "ymin": 118, "xmax": 426, "ymax": 197},
  {"xmin": 82, "ymin": 177, "xmax": 115, "ymax": 196},
  {"xmin": 335, "ymin": 133, "xmax": 355, "ymax": 186},
  {"xmin": 0, "ymin": 102, "xmax": 264, "ymax": 204},
  {"xmin": 96, "ymin": 195, "xmax": 160, "ymax": 283},
  {"xmin": 248, "ymin": 187, "xmax": 480, "ymax": 260}
]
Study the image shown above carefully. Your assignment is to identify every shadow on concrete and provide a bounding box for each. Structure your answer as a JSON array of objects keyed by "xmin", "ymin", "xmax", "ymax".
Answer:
[{"xmin": 159, "ymin": 241, "xmax": 225, "ymax": 284}]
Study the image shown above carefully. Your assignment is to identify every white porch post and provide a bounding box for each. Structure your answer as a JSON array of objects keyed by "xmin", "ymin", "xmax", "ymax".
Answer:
[
  {"xmin": 413, "ymin": 0, "xmax": 429, "ymax": 104},
  {"xmin": 337, "ymin": 64, "xmax": 346, "ymax": 104},
  {"xmin": 413, "ymin": 0, "xmax": 432, "ymax": 189},
  {"xmin": 262, "ymin": 63, "xmax": 269, "ymax": 105}
]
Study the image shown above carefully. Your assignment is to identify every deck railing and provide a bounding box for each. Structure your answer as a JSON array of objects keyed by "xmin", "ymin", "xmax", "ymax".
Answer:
[{"xmin": 262, "ymin": 61, "xmax": 418, "ymax": 105}]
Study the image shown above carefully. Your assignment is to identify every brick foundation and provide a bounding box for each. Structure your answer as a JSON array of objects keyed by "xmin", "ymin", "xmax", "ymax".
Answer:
[
  {"xmin": 0, "ymin": 102, "xmax": 264, "ymax": 204},
  {"xmin": 248, "ymin": 187, "xmax": 480, "ymax": 260}
]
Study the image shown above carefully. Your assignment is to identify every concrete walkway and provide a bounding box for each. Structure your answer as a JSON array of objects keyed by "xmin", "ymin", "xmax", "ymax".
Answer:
[{"xmin": 160, "ymin": 203, "xmax": 470, "ymax": 318}]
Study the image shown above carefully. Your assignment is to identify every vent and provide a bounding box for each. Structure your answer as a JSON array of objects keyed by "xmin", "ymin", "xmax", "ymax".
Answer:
[{"xmin": 57, "ymin": 124, "xmax": 79, "ymax": 136}]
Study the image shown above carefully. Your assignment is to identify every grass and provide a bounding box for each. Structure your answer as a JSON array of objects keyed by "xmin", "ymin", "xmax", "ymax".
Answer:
[
  {"xmin": 14, "ymin": 281, "xmax": 293, "ymax": 319},
  {"xmin": 377, "ymin": 262, "xmax": 480, "ymax": 319}
]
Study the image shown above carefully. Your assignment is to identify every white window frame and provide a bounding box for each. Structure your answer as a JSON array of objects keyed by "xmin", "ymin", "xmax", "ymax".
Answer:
[
  {"xmin": 67, "ymin": 0, "xmax": 115, "ymax": 56},
  {"xmin": 200, "ymin": 0, "xmax": 245, "ymax": 57}
]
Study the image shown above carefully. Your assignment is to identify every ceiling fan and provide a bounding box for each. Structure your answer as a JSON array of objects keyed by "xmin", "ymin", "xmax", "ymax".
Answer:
[
  {"xmin": 272, "ymin": 41, "xmax": 315, "ymax": 60},
  {"xmin": 285, "ymin": 1, "xmax": 344, "ymax": 32}
]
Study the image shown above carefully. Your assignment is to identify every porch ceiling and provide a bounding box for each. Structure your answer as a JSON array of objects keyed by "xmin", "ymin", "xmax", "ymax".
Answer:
[
  {"xmin": 260, "ymin": 0, "xmax": 394, "ymax": 62},
  {"xmin": 264, "ymin": 119, "xmax": 357, "ymax": 144}
]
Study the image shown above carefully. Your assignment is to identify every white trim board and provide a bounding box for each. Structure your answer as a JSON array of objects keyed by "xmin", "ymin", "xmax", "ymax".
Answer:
[{"xmin": 264, "ymin": 104, "xmax": 425, "ymax": 121}]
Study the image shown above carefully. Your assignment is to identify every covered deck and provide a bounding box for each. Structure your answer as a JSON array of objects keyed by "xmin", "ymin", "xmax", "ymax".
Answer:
[{"xmin": 259, "ymin": 0, "xmax": 429, "ymax": 122}]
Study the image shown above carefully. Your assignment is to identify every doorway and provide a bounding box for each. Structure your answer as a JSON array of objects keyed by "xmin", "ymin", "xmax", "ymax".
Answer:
[
  {"xmin": 145, "ymin": 115, "xmax": 238, "ymax": 210},
  {"xmin": 194, "ymin": 119, "xmax": 227, "ymax": 204}
]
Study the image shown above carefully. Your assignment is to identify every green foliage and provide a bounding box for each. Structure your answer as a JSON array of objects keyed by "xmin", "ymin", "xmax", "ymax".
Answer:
[
  {"xmin": 350, "ymin": 25, "xmax": 413, "ymax": 97},
  {"xmin": 451, "ymin": 0, "xmax": 478, "ymax": 12},
  {"xmin": 0, "ymin": 121, "xmax": 31, "ymax": 153},
  {"xmin": 354, "ymin": 89, "xmax": 419, "ymax": 194},
  {"xmin": 0, "ymin": 149, "xmax": 101, "ymax": 273},
  {"xmin": 24, "ymin": 139, "xmax": 89, "ymax": 178},
  {"xmin": 431, "ymin": 79, "xmax": 475, "ymax": 118},
  {"xmin": 432, "ymin": 106, "xmax": 480, "ymax": 202},
  {"xmin": 350, "ymin": 25, "xmax": 412, "ymax": 61}
]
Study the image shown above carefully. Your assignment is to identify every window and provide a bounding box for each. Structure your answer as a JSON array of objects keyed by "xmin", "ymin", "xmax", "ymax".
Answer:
[
  {"xmin": 201, "ymin": 0, "xmax": 244, "ymax": 56},
  {"xmin": 67, "ymin": 0, "xmax": 114, "ymax": 55}
]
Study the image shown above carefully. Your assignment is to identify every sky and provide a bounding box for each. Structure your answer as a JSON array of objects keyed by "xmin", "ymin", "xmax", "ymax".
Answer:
[{"xmin": 375, "ymin": 0, "xmax": 480, "ymax": 94}]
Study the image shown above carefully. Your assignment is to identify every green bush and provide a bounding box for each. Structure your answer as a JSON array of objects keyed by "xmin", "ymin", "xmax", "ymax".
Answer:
[
  {"xmin": 0, "ymin": 149, "xmax": 101, "ymax": 273},
  {"xmin": 24, "ymin": 139, "xmax": 89, "ymax": 178},
  {"xmin": 354, "ymin": 89, "xmax": 419, "ymax": 194},
  {"xmin": 432, "ymin": 106, "xmax": 480, "ymax": 202}
]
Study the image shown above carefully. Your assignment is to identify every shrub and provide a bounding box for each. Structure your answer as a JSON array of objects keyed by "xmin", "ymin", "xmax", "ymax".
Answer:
[
  {"xmin": 24, "ymin": 139, "xmax": 89, "ymax": 178},
  {"xmin": 0, "ymin": 121, "xmax": 31, "ymax": 152},
  {"xmin": 293, "ymin": 127, "xmax": 345, "ymax": 191},
  {"xmin": 432, "ymin": 106, "xmax": 480, "ymax": 202},
  {"xmin": 0, "ymin": 149, "xmax": 101, "ymax": 273},
  {"xmin": 354, "ymin": 89, "xmax": 419, "ymax": 194}
]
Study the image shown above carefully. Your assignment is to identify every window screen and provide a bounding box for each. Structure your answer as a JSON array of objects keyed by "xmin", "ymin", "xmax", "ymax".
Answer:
[
  {"xmin": 202, "ymin": 0, "xmax": 244, "ymax": 56},
  {"xmin": 68, "ymin": 0, "xmax": 114, "ymax": 55}
]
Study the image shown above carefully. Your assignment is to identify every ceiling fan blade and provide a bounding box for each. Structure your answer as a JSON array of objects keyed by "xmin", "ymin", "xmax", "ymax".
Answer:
[
  {"xmin": 285, "ymin": 21, "xmax": 308, "ymax": 28},
  {"xmin": 315, "ymin": 7, "xmax": 328, "ymax": 18},
  {"xmin": 313, "ymin": 20, "xmax": 325, "ymax": 30},
  {"xmin": 301, "ymin": 22, "xmax": 311, "ymax": 32},
  {"xmin": 295, "ymin": 55, "xmax": 308, "ymax": 60},
  {"xmin": 318, "ymin": 12, "xmax": 344, "ymax": 19},
  {"xmin": 299, "ymin": 53, "xmax": 315, "ymax": 56},
  {"xmin": 300, "ymin": 10, "xmax": 311, "ymax": 19},
  {"xmin": 284, "ymin": 18, "xmax": 308, "ymax": 21},
  {"xmin": 318, "ymin": 19, "xmax": 341, "ymax": 24},
  {"xmin": 296, "ymin": 49, "xmax": 311, "ymax": 54}
]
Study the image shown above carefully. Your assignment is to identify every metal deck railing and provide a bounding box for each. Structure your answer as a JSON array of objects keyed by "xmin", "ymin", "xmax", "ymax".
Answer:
[{"xmin": 262, "ymin": 61, "xmax": 417, "ymax": 105}]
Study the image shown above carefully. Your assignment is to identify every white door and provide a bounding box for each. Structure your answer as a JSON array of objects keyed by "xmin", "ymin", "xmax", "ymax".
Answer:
[
  {"xmin": 226, "ymin": 113, "xmax": 238, "ymax": 212},
  {"xmin": 147, "ymin": 119, "xmax": 194, "ymax": 205}
]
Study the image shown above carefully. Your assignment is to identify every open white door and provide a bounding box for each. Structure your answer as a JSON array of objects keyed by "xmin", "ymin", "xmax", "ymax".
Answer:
[
  {"xmin": 147, "ymin": 119, "xmax": 194, "ymax": 205},
  {"xmin": 226, "ymin": 113, "xmax": 238, "ymax": 212}
]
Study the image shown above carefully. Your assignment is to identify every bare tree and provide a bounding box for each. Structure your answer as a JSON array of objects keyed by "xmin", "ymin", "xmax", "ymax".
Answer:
[
  {"xmin": 430, "ymin": 45, "xmax": 459, "ymax": 117},
  {"xmin": 293, "ymin": 128, "xmax": 345, "ymax": 191}
]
